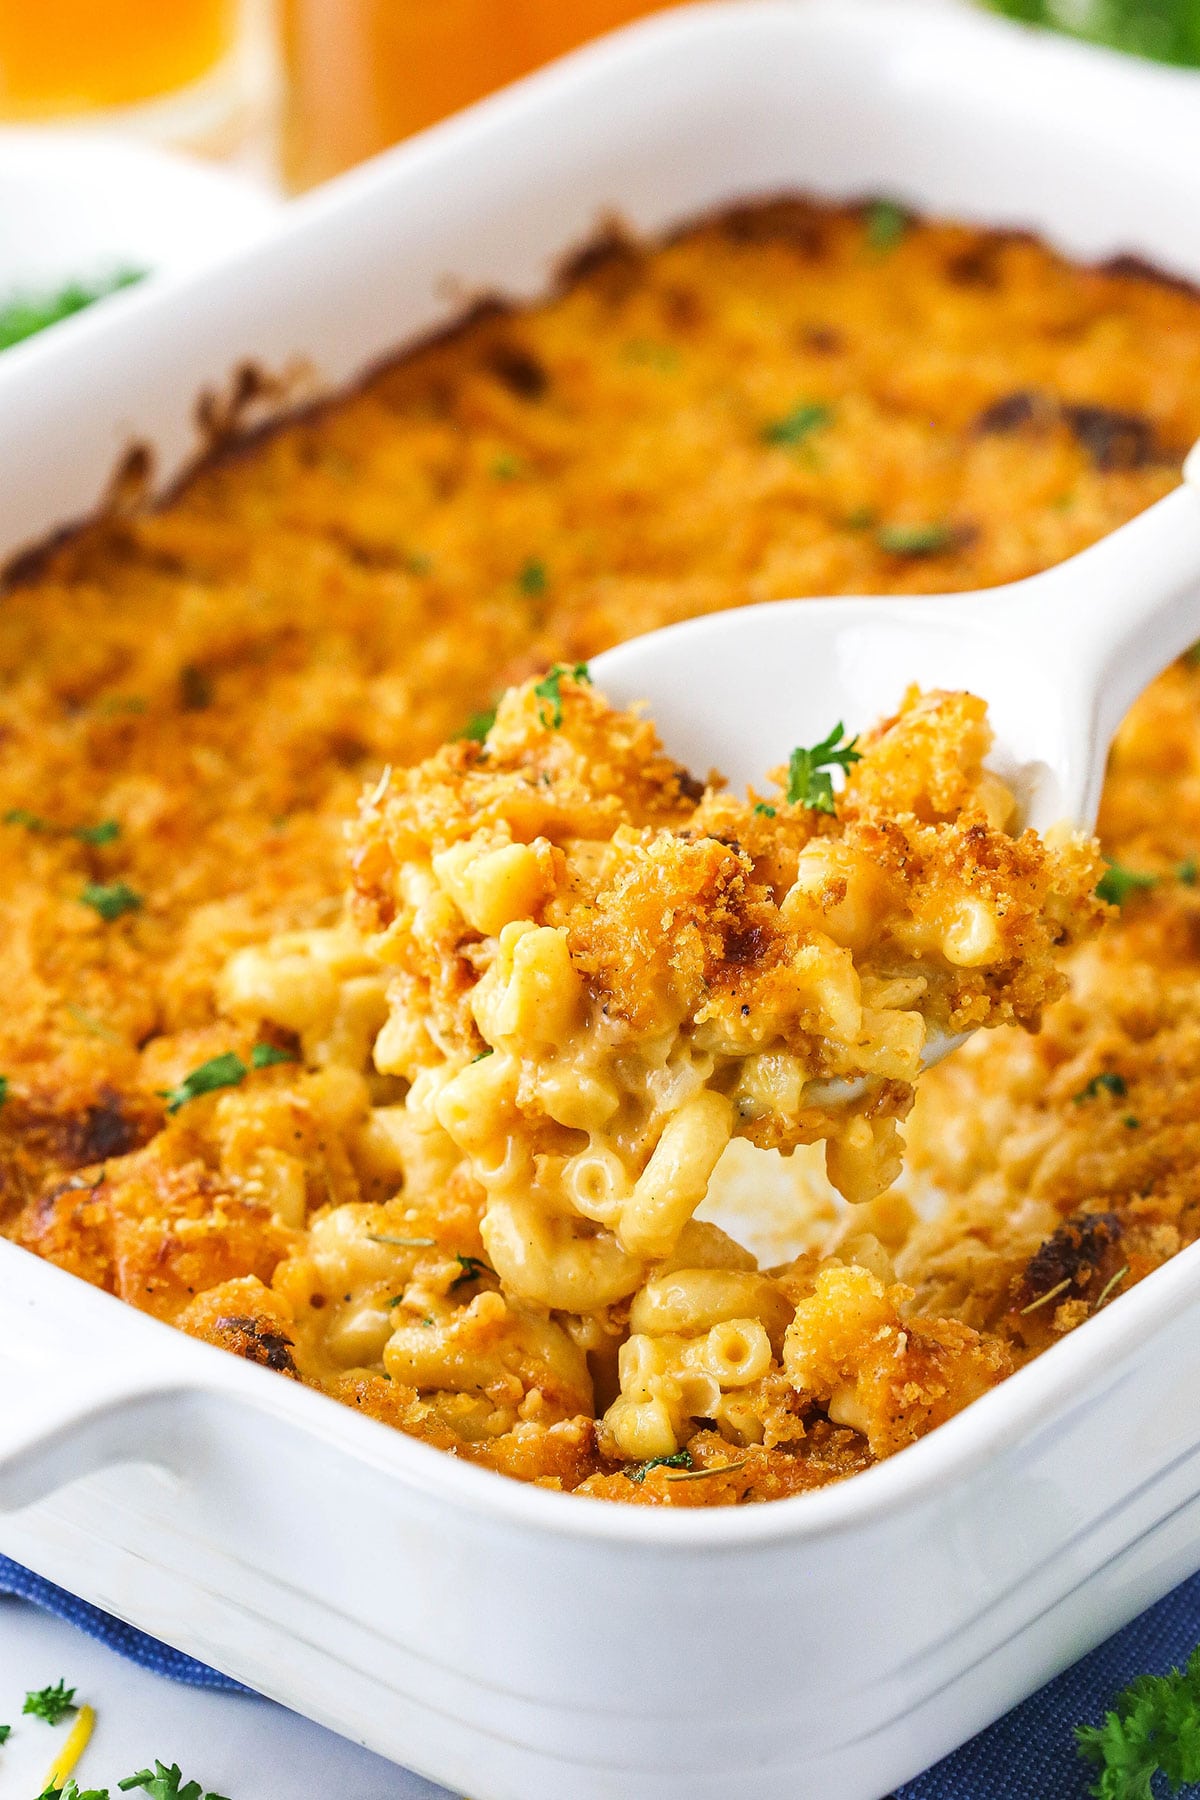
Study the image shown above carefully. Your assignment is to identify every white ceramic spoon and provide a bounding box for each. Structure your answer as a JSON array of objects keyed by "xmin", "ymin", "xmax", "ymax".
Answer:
[{"xmin": 593, "ymin": 445, "xmax": 1200, "ymax": 1083}]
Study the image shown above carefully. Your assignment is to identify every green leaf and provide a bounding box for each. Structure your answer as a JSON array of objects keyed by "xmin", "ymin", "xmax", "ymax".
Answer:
[
  {"xmin": 0, "ymin": 1722, "xmax": 9, "ymax": 1742},
  {"xmin": 761, "ymin": 401, "xmax": 833, "ymax": 446},
  {"xmin": 23, "ymin": 1680, "xmax": 77, "ymax": 1725},
  {"xmin": 786, "ymin": 722, "xmax": 862, "ymax": 814},
  {"xmin": 449, "ymin": 1253, "xmax": 495, "ymax": 1291},
  {"xmin": 1096, "ymin": 861, "xmax": 1159, "ymax": 906},
  {"xmin": 518, "ymin": 558, "xmax": 547, "ymax": 597},
  {"xmin": 0, "ymin": 1074, "xmax": 7, "ymax": 1109},
  {"xmin": 1074, "ymin": 1072, "xmax": 1128, "ymax": 1103},
  {"xmin": 459, "ymin": 707, "xmax": 497, "ymax": 744},
  {"xmin": 250, "ymin": 1041, "xmax": 298, "ymax": 1069},
  {"xmin": 39, "ymin": 1783, "xmax": 111, "ymax": 1800},
  {"xmin": 877, "ymin": 522, "xmax": 956, "ymax": 557},
  {"xmin": 865, "ymin": 200, "xmax": 909, "ymax": 252},
  {"xmin": 533, "ymin": 662, "xmax": 591, "ymax": 730},
  {"xmin": 158, "ymin": 1052, "xmax": 247, "ymax": 1115},
  {"xmin": 0, "ymin": 268, "xmax": 145, "ymax": 353},
  {"xmin": 74, "ymin": 819, "xmax": 121, "ymax": 845},
  {"xmin": 118, "ymin": 1762, "xmax": 230, "ymax": 1800},
  {"xmin": 80, "ymin": 881, "xmax": 142, "ymax": 922},
  {"xmin": 1077, "ymin": 1643, "xmax": 1200, "ymax": 1798},
  {"xmin": 625, "ymin": 1450, "xmax": 694, "ymax": 1484}
]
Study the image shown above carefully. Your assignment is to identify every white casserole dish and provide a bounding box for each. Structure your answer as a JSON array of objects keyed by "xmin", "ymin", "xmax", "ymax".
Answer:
[{"xmin": 2, "ymin": 5, "xmax": 1200, "ymax": 1794}]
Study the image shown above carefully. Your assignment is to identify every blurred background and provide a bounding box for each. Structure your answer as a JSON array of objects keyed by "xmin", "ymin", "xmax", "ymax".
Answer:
[
  {"xmin": 0, "ymin": 0, "xmax": 1197, "ymax": 193},
  {"xmin": 0, "ymin": 0, "xmax": 1197, "ymax": 347}
]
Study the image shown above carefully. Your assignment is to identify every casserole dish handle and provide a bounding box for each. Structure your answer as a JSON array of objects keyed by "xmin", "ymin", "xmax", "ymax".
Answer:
[{"xmin": 0, "ymin": 1258, "xmax": 212, "ymax": 1512}]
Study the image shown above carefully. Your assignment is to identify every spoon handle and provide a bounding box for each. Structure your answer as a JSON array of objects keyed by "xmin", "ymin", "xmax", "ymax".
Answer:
[{"xmin": 1024, "ymin": 447, "xmax": 1200, "ymax": 797}]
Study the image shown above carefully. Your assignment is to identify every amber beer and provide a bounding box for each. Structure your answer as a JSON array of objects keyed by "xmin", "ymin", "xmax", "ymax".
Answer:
[
  {"xmin": 280, "ymin": 0, "xmax": 684, "ymax": 190},
  {"xmin": 0, "ymin": 0, "xmax": 239, "ymax": 116}
]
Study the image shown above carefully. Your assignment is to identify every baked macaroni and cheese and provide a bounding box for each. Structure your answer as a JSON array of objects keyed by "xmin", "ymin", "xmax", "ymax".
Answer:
[{"xmin": 3, "ymin": 196, "xmax": 1200, "ymax": 1504}]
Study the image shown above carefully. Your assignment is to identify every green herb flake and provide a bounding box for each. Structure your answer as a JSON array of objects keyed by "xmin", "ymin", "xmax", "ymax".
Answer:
[
  {"xmin": 518, "ymin": 558, "xmax": 548, "ymax": 598},
  {"xmin": 1124, "ymin": 1115, "xmax": 1141, "ymax": 1129},
  {"xmin": 753, "ymin": 802, "xmax": 777, "ymax": 818},
  {"xmin": 761, "ymin": 401, "xmax": 833, "ymax": 447},
  {"xmin": 843, "ymin": 506, "xmax": 877, "ymax": 530},
  {"xmin": 472, "ymin": 1048, "xmax": 494, "ymax": 1062},
  {"xmin": 491, "ymin": 453, "xmax": 525, "ymax": 480},
  {"xmin": 0, "ymin": 1722, "xmax": 9, "ymax": 1742},
  {"xmin": 1074, "ymin": 1072, "xmax": 1128, "ymax": 1104},
  {"xmin": 786, "ymin": 722, "xmax": 862, "ymax": 815},
  {"xmin": 877, "ymin": 522, "xmax": 956, "ymax": 557},
  {"xmin": 626, "ymin": 1449, "xmax": 694, "ymax": 1484},
  {"xmin": 0, "ymin": 268, "xmax": 145, "ymax": 352},
  {"xmin": 0, "ymin": 1074, "xmax": 7, "ymax": 1109},
  {"xmin": 4, "ymin": 807, "xmax": 49, "ymax": 831},
  {"xmin": 459, "ymin": 707, "xmax": 497, "ymax": 744},
  {"xmin": 450, "ymin": 1253, "xmax": 495, "ymax": 1291},
  {"xmin": 118, "ymin": 1761, "xmax": 230, "ymax": 1800},
  {"xmin": 1096, "ymin": 861, "xmax": 1160, "ymax": 906},
  {"xmin": 74, "ymin": 818, "xmax": 120, "ymax": 846},
  {"xmin": 1179, "ymin": 857, "xmax": 1198, "ymax": 886},
  {"xmin": 865, "ymin": 200, "xmax": 909, "ymax": 253},
  {"xmin": 534, "ymin": 661, "xmax": 591, "ymax": 730},
  {"xmin": 80, "ymin": 881, "xmax": 142, "ymax": 922},
  {"xmin": 1076, "ymin": 1641, "xmax": 1200, "ymax": 1798},
  {"xmin": 250, "ymin": 1041, "xmax": 298, "ymax": 1069},
  {"xmin": 39, "ymin": 1782, "xmax": 111, "ymax": 1800},
  {"xmin": 159, "ymin": 1051, "xmax": 247, "ymax": 1115},
  {"xmin": 23, "ymin": 1680, "xmax": 78, "ymax": 1725}
]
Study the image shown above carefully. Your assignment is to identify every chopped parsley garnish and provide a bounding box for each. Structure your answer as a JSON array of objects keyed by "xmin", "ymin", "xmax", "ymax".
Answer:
[
  {"xmin": 39, "ymin": 1783, "xmax": 110, "ymax": 1800},
  {"xmin": 1097, "ymin": 861, "xmax": 1159, "ymax": 906},
  {"xmin": 1074, "ymin": 1072, "xmax": 1128, "ymax": 1103},
  {"xmin": 786, "ymin": 722, "xmax": 862, "ymax": 814},
  {"xmin": 0, "ymin": 1074, "xmax": 7, "ymax": 1108},
  {"xmin": 159, "ymin": 1052, "xmax": 247, "ymax": 1114},
  {"xmin": 460, "ymin": 707, "xmax": 497, "ymax": 744},
  {"xmin": 24, "ymin": 1680, "xmax": 78, "ymax": 1724},
  {"xmin": 626, "ymin": 1450, "xmax": 694, "ymax": 1482},
  {"xmin": 877, "ymin": 521, "xmax": 956, "ymax": 556},
  {"xmin": 0, "ymin": 268, "xmax": 145, "ymax": 352},
  {"xmin": 5, "ymin": 810, "xmax": 120, "ymax": 844},
  {"xmin": 80, "ymin": 881, "xmax": 142, "ymax": 922},
  {"xmin": 249, "ymin": 1041, "xmax": 297, "ymax": 1069},
  {"xmin": 1076, "ymin": 1642, "xmax": 1200, "ymax": 1798},
  {"xmin": 74, "ymin": 819, "xmax": 121, "ymax": 845},
  {"xmin": 472, "ymin": 1047, "xmax": 494, "ymax": 1061},
  {"xmin": 118, "ymin": 1762, "xmax": 230, "ymax": 1800},
  {"xmin": 450, "ymin": 1253, "xmax": 495, "ymax": 1290},
  {"xmin": 0, "ymin": 1721, "xmax": 9, "ymax": 1742},
  {"xmin": 1179, "ymin": 857, "xmax": 1198, "ymax": 885},
  {"xmin": 753, "ymin": 802, "xmax": 776, "ymax": 818},
  {"xmin": 518, "ymin": 558, "xmax": 548, "ymax": 597},
  {"xmin": 865, "ymin": 200, "xmax": 909, "ymax": 252},
  {"xmin": 844, "ymin": 506, "xmax": 877, "ymax": 529},
  {"xmin": 1124, "ymin": 1115, "xmax": 1141, "ymax": 1129},
  {"xmin": 761, "ymin": 401, "xmax": 833, "ymax": 446},
  {"xmin": 534, "ymin": 662, "xmax": 591, "ymax": 729},
  {"xmin": 491, "ymin": 453, "xmax": 525, "ymax": 480}
]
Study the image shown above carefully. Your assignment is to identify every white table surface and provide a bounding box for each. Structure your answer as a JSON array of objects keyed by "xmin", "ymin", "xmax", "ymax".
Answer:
[{"xmin": 0, "ymin": 1599, "xmax": 456, "ymax": 1800}]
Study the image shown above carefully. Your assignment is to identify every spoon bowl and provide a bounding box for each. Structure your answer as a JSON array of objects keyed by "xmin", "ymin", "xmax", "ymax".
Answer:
[{"xmin": 595, "ymin": 455, "xmax": 1200, "ymax": 838}]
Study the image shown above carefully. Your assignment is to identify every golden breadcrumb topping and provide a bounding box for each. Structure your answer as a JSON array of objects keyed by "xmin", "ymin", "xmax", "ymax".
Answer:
[{"xmin": 3, "ymin": 196, "xmax": 1200, "ymax": 1503}]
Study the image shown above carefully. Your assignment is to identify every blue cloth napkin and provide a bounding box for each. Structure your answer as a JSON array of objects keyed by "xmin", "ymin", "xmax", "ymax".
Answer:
[{"xmin": 6, "ymin": 1550, "xmax": 1200, "ymax": 1796}]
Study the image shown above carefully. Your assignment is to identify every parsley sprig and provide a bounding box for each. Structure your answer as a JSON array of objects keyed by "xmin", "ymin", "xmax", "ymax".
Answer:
[
  {"xmin": 24, "ymin": 1681, "xmax": 77, "ymax": 1725},
  {"xmin": 0, "ymin": 269, "xmax": 144, "ymax": 352},
  {"xmin": 786, "ymin": 723, "xmax": 862, "ymax": 814},
  {"xmin": 1077, "ymin": 1643, "xmax": 1200, "ymax": 1798},
  {"xmin": 119, "ymin": 1761, "xmax": 230, "ymax": 1800},
  {"xmin": 625, "ymin": 1450, "xmax": 694, "ymax": 1483},
  {"xmin": 533, "ymin": 662, "xmax": 591, "ymax": 729},
  {"xmin": 80, "ymin": 881, "xmax": 142, "ymax": 922},
  {"xmin": 159, "ymin": 1044, "xmax": 297, "ymax": 1114},
  {"xmin": 1097, "ymin": 861, "xmax": 1160, "ymax": 906}
]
